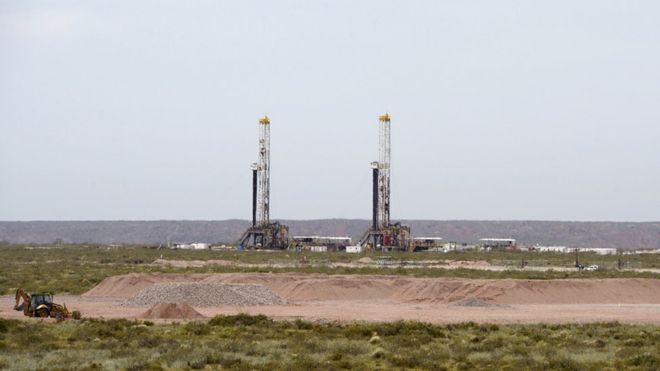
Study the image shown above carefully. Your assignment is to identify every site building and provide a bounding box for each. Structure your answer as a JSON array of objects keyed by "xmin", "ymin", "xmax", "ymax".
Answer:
[
  {"xmin": 531, "ymin": 246, "xmax": 618, "ymax": 255},
  {"xmin": 290, "ymin": 236, "xmax": 352, "ymax": 252},
  {"xmin": 579, "ymin": 247, "xmax": 618, "ymax": 255},
  {"xmin": 534, "ymin": 245, "xmax": 569, "ymax": 253},
  {"xmin": 172, "ymin": 243, "xmax": 210, "ymax": 250},
  {"xmin": 479, "ymin": 238, "xmax": 517, "ymax": 250},
  {"xmin": 412, "ymin": 237, "xmax": 444, "ymax": 251},
  {"xmin": 345, "ymin": 245, "xmax": 363, "ymax": 253}
]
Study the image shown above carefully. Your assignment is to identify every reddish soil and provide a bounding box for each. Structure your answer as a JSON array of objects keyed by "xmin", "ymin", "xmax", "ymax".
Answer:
[
  {"xmin": 85, "ymin": 273, "xmax": 660, "ymax": 305},
  {"xmin": 2, "ymin": 273, "xmax": 659, "ymax": 324},
  {"xmin": 139, "ymin": 302, "xmax": 205, "ymax": 319}
]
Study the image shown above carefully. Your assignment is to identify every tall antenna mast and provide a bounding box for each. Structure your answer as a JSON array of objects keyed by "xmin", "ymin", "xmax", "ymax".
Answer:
[{"xmin": 257, "ymin": 115, "xmax": 270, "ymax": 226}]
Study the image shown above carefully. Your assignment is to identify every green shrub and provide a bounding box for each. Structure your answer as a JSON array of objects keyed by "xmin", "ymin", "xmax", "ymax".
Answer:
[
  {"xmin": 546, "ymin": 355, "xmax": 580, "ymax": 371},
  {"xmin": 293, "ymin": 318, "xmax": 314, "ymax": 330},
  {"xmin": 184, "ymin": 321, "xmax": 211, "ymax": 336},
  {"xmin": 626, "ymin": 352, "xmax": 659, "ymax": 369},
  {"xmin": 0, "ymin": 314, "xmax": 657, "ymax": 370},
  {"xmin": 0, "ymin": 319, "xmax": 11, "ymax": 333},
  {"xmin": 209, "ymin": 313, "xmax": 272, "ymax": 327},
  {"xmin": 371, "ymin": 347, "xmax": 385, "ymax": 359}
]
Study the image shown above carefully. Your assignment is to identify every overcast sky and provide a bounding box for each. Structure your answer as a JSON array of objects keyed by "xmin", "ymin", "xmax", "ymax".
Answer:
[{"xmin": 1, "ymin": 1, "xmax": 659, "ymax": 222}]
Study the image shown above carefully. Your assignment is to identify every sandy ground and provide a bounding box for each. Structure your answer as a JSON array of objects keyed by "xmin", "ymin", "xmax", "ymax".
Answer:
[{"xmin": 3, "ymin": 273, "xmax": 660, "ymax": 324}]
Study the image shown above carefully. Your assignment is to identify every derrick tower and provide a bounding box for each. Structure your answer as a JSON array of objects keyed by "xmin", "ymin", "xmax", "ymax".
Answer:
[
  {"xmin": 377, "ymin": 113, "xmax": 391, "ymax": 228},
  {"xmin": 359, "ymin": 113, "xmax": 411, "ymax": 251},
  {"xmin": 238, "ymin": 116, "xmax": 289, "ymax": 249},
  {"xmin": 256, "ymin": 115, "xmax": 270, "ymax": 226}
]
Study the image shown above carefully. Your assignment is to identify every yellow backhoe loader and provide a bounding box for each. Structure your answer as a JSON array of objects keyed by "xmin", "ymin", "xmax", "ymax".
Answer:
[{"xmin": 14, "ymin": 288, "xmax": 81, "ymax": 320}]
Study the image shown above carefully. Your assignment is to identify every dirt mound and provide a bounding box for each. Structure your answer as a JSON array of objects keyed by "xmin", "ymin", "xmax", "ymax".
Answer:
[
  {"xmin": 207, "ymin": 275, "xmax": 660, "ymax": 304},
  {"xmin": 139, "ymin": 302, "xmax": 204, "ymax": 319},
  {"xmin": 205, "ymin": 274, "xmax": 509, "ymax": 302},
  {"xmin": 495, "ymin": 279, "xmax": 660, "ymax": 304},
  {"xmin": 83, "ymin": 273, "xmax": 208, "ymax": 298},
  {"xmin": 124, "ymin": 282, "xmax": 286, "ymax": 307},
  {"xmin": 85, "ymin": 273, "xmax": 660, "ymax": 305}
]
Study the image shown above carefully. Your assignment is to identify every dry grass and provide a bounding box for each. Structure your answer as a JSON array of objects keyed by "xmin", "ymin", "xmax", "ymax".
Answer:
[
  {"xmin": 0, "ymin": 316, "xmax": 658, "ymax": 370},
  {"xmin": 1, "ymin": 244, "xmax": 659, "ymax": 295}
]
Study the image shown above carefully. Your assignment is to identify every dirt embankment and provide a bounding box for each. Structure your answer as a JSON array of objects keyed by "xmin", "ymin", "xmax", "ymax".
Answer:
[
  {"xmin": 84, "ymin": 273, "xmax": 660, "ymax": 305},
  {"xmin": 84, "ymin": 273, "xmax": 207, "ymax": 297}
]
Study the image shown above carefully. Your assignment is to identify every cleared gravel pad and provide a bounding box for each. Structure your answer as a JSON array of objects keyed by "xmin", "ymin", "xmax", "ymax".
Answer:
[{"xmin": 124, "ymin": 283, "xmax": 286, "ymax": 307}]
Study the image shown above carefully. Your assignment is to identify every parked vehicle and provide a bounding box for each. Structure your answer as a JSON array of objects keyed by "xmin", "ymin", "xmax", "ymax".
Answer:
[
  {"xmin": 585, "ymin": 265, "xmax": 599, "ymax": 271},
  {"xmin": 14, "ymin": 288, "xmax": 81, "ymax": 320}
]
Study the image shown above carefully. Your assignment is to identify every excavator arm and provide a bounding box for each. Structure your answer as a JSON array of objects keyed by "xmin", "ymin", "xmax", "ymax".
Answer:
[{"xmin": 14, "ymin": 288, "xmax": 31, "ymax": 316}]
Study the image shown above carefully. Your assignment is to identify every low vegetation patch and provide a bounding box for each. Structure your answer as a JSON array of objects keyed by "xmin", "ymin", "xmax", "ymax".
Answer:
[
  {"xmin": 0, "ymin": 316, "xmax": 658, "ymax": 370},
  {"xmin": 0, "ymin": 245, "xmax": 658, "ymax": 295}
]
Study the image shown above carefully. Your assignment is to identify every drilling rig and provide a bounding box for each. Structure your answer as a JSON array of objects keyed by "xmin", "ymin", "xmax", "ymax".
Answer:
[
  {"xmin": 237, "ymin": 116, "xmax": 289, "ymax": 249},
  {"xmin": 359, "ymin": 113, "xmax": 411, "ymax": 251}
]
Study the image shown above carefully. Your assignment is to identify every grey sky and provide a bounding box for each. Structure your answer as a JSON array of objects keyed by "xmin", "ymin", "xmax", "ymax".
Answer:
[{"xmin": 1, "ymin": 1, "xmax": 659, "ymax": 222}]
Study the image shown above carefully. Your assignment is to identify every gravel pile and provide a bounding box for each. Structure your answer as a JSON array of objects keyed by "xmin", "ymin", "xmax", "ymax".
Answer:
[{"xmin": 124, "ymin": 283, "xmax": 286, "ymax": 307}]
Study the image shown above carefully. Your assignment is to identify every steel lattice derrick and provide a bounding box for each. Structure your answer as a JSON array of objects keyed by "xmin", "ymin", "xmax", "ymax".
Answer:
[
  {"xmin": 258, "ymin": 116, "xmax": 270, "ymax": 226},
  {"xmin": 378, "ymin": 113, "xmax": 391, "ymax": 228}
]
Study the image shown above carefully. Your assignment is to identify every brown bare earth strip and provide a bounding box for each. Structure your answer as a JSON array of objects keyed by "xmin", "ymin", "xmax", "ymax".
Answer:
[
  {"xmin": 2, "ymin": 273, "xmax": 658, "ymax": 323},
  {"xmin": 84, "ymin": 273, "xmax": 660, "ymax": 304}
]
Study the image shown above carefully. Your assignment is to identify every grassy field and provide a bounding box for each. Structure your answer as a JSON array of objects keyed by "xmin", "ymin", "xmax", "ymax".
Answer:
[
  {"xmin": 1, "ymin": 246, "xmax": 659, "ymax": 370},
  {"xmin": 0, "ymin": 315, "xmax": 658, "ymax": 370},
  {"xmin": 1, "ymin": 244, "xmax": 659, "ymax": 295}
]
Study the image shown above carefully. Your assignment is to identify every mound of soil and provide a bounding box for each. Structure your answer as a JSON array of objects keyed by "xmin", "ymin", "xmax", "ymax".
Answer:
[
  {"xmin": 86, "ymin": 273, "xmax": 660, "ymax": 305},
  {"xmin": 83, "ymin": 273, "xmax": 208, "ymax": 298},
  {"xmin": 208, "ymin": 275, "xmax": 660, "ymax": 304},
  {"xmin": 139, "ymin": 302, "xmax": 204, "ymax": 319}
]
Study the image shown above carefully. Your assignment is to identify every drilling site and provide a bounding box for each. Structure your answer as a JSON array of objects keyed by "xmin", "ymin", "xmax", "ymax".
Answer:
[
  {"xmin": 3, "ymin": 114, "xmax": 659, "ymax": 328},
  {"xmin": 4, "ymin": 2, "xmax": 659, "ymax": 369},
  {"xmin": 237, "ymin": 113, "xmax": 428, "ymax": 252},
  {"xmin": 2, "ymin": 115, "xmax": 659, "ymax": 369}
]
